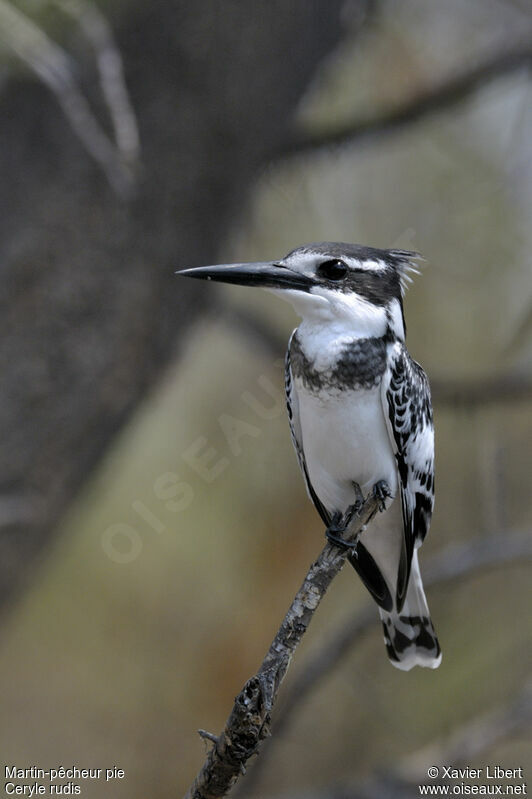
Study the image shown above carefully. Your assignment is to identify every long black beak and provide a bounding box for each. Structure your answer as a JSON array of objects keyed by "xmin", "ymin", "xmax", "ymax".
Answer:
[{"xmin": 176, "ymin": 261, "xmax": 313, "ymax": 291}]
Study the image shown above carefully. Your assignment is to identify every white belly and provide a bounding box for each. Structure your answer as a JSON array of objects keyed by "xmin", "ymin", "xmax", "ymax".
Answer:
[{"xmin": 296, "ymin": 381, "xmax": 398, "ymax": 515}]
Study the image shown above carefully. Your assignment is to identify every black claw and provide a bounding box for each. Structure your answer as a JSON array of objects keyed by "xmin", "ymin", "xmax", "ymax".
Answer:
[
  {"xmin": 325, "ymin": 500, "xmax": 364, "ymax": 550},
  {"xmin": 373, "ymin": 480, "xmax": 391, "ymax": 512},
  {"xmin": 325, "ymin": 529, "xmax": 358, "ymax": 550},
  {"xmin": 330, "ymin": 510, "xmax": 343, "ymax": 528}
]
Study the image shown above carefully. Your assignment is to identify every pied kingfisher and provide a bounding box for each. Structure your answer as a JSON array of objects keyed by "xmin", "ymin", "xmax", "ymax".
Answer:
[{"xmin": 179, "ymin": 242, "xmax": 441, "ymax": 671}]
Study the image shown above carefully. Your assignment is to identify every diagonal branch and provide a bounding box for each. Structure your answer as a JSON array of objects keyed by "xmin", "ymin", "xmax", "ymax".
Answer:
[
  {"xmin": 183, "ymin": 493, "xmax": 381, "ymax": 799},
  {"xmin": 237, "ymin": 529, "xmax": 532, "ymax": 794},
  {"xmin": 274, "ymin": 45, "xmax": 532, "ymax": 158}
]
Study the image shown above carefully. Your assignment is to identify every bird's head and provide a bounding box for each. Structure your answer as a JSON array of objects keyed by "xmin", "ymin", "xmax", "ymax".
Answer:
[{"xmin": 178, "ymin": 242, "xmax": 422, "ymax": 340}]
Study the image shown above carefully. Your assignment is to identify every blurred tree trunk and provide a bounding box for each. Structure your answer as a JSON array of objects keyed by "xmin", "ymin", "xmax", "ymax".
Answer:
[{"xmin": 0, "ymin": 0, "xmax": 351, "ymax": 613}]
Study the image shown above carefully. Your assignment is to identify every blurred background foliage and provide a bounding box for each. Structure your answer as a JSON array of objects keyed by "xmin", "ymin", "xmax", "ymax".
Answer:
[{"xmin": 0, "ymin": 0, "xmax": 531, "ymax": 797}]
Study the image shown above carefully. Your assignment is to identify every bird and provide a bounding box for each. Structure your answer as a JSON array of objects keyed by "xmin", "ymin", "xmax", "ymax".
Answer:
[{"xmin": 178, "ymin": 242, "xmax": 441, "ymax": 671}]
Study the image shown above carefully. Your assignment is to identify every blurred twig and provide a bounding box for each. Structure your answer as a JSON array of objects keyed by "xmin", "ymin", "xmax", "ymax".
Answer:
[
  {"xmin": 430, "ymin": 374, "xmax": 532, "ymax": 407},
  {"xmin": 263, "ymin": 682, "xmax": 532, "ymax": 799},
  {"xmin": 399, "ymin": 680, "xmax": 532, "ymax": 780},
  {"xmin": 0, "ymin": 0, "xmax": 138, "ymax": 196},
  {"xmin": 237, "ymin": 529, "xmax": 532, "ymax": 795},
  {"xmin": 502, "ymin": 299, "xmax": 532, "ymax": 360},
  {"xmin": 183, "ymin": 493, "xmax": 381, "ymax": 799},
  {"xmin": 274, "ymin": 44, "xmax": 532, "ymax": 158},
  {"xmin": 54, "ymin": 0, "xmax": 140, "ymax": 165}
]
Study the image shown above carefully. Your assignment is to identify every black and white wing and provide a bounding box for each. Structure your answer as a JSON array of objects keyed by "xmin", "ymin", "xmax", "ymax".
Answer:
[
  {"xmin": 381, "ymin": 341, "xmax": 435, "ymax": 610},
  {"xmin": 285, "ymin": 332, "xmax": 331, "ymax": 527}
]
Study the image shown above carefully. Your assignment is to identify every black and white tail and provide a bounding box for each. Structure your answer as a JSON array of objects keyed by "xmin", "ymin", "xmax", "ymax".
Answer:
[{"xmin": 380, "ymin": 550, "xmax": 441, "ymax": 671}]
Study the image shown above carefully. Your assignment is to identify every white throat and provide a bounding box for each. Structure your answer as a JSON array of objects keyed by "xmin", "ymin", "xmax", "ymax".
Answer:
[
  {"xmin": 271, "ymin": 287, "xmax": 387, "ymax": 333},
  {"xmin": 271, "ymin": 286, "xmax": 392, "ymax": 372}
]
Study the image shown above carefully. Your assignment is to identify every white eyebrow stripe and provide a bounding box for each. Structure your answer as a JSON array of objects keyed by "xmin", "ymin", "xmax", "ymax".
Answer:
[{"xmin": 344, "ymin": 258, "xmax": 388, "ymax": 272}]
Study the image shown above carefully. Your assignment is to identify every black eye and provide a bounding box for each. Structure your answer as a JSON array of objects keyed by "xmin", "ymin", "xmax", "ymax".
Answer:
[{"xmin": 318, "ymin": 259, "xmax": 348, "ymax": 281}]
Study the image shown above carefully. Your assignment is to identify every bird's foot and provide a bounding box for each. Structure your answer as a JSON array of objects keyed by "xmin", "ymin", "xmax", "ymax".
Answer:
[
  {"xmin": 372, "ymin": 479, "xmax": 391, "ymax": 512},
  {"xmin": 325, "ymin": 528, "xmax": 357, "ymax": 550},
  {"xmin": 325, "ymin": 501, "xmax": 363, "ymax": 550}
]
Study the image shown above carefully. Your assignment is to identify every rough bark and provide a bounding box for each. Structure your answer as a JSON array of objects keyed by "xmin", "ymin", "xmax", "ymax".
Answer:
[{"xmin": 183, "ymin": 494, "xmax": 380, "ymax": 799}]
